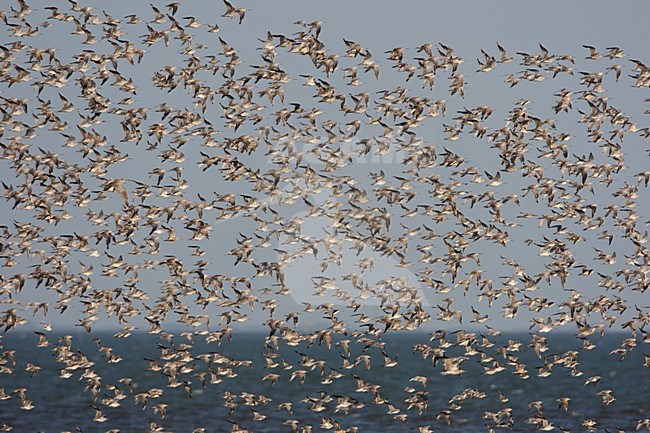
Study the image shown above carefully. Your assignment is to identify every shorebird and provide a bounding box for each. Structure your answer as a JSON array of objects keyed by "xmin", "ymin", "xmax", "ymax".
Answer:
[{"xmin": 0, "ymin": 1, "xmax": 646, "ymax": 431}]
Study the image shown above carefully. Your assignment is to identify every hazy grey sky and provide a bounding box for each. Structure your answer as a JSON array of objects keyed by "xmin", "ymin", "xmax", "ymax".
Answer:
[{"xmin": 1, "ymin": 0, "xmax": 648, "ymax": 333}]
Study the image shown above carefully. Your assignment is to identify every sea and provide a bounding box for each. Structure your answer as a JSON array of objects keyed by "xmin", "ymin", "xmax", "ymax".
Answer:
[{"xmin": 0, "ymin": 331, "xmax": 647, "ymax": 432}]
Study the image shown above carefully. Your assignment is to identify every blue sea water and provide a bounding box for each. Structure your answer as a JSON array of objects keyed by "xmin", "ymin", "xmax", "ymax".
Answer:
[{"xmin": 0, "ymin": 331, "xmax": 647, "ymax": 432}]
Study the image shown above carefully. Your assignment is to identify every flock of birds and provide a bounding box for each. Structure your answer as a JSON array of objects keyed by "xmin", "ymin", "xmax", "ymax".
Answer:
[{"xmin": 0, "ymin": 0, "xmax": 649, "ymax": 432}]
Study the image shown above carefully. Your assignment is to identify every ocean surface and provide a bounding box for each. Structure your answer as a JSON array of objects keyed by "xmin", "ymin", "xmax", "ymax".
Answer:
[{"xmin": 0, "ymin": 331, "xmax": 647, "ymax": 432}]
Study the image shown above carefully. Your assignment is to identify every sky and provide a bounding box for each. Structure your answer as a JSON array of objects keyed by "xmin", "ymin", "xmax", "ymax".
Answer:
[{"xmin": 0, "ymin": 0, "xmax": 649, "ymax": 333}]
